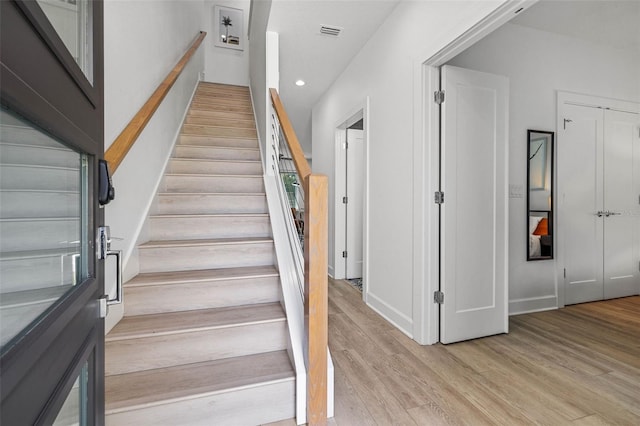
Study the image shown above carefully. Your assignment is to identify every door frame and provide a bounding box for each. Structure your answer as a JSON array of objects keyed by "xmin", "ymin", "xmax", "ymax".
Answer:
[
  {"xmin": 556, "ymin": 91, "xmax": 640, "ymax": 308},
  {"xmin": 0, "ymin": 0, "xmax": 105, "ymax": 423},
  {"xmin": 332, "ymin": 99, "xmax": 370, "ymax": 299},
  {"xmin": 412, "ymin": 0, "xmax": 535, "ymax": 344}
]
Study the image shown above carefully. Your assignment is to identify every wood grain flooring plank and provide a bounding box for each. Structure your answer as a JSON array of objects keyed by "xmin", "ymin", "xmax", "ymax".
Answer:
[{"xmin": 328, "ymin": 279, "xmax": 639, "ymax": 426}]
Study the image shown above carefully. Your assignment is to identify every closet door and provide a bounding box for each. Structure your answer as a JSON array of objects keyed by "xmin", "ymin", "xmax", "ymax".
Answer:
[
  {"xmin": 603, "ymin": 109, "xmax": 640, "ymax": 299},
  {"xmin": 560, "ymin": 104, "xmax": 604, "ymax": 305}
]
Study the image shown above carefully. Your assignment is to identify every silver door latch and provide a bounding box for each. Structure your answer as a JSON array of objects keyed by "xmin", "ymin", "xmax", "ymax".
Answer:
[{"xmin": 98, "ymin": 226, "xmax": 123, "ymax": 308}]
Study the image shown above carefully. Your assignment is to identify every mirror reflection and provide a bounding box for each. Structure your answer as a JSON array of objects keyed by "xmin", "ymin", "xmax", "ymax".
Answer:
[{"xmin": 527, "ymin": 130, "xmax": 554, "ymax": 260}]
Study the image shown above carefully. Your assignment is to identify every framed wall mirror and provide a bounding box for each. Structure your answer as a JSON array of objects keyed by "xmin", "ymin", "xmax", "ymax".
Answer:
[{"xmin": 527, "ymin": 130, "xmax": 554, "ymax": 260}]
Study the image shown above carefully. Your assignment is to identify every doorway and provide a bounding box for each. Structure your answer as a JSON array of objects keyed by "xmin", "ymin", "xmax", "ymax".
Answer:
[{"xmin": 333, "ymin": 107, "xmax": 368, "ymax": 295}]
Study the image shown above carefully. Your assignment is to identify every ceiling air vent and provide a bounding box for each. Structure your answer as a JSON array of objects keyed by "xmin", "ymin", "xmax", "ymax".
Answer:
[{"xmin": 320, "ymin": 25, "xmax": 342, "ymax": 37}]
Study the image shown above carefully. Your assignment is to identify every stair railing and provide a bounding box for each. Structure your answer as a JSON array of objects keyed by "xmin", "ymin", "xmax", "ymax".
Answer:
[
  {"xmin": 269, "ymin": 88, "xmax": 328, "ymax": 425},
  {"xmin": 105, "ymin": 31, "xmax": 206, "ymax": 173}
]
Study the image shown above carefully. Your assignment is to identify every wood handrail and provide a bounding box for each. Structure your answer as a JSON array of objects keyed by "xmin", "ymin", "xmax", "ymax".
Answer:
[
  {"xmin": 269, "ymin": 88, "xmax": 311, "ymax": 180},
  {"xmin": 105, "ymin": 31, "xmax": 207, "ymax": 173},
  {"xmin": 269, "ymin": 88, "xmax": 328, "ymax": 425}
]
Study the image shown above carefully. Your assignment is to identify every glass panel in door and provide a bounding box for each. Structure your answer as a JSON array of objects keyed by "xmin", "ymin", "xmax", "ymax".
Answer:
[{"xmin": 36, "ymin": 0, "xmax": 93, "ymax": 83}]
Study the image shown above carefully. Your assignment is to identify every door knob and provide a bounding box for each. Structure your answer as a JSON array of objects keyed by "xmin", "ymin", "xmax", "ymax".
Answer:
[{"xmin": 596, "ymin": 211, "xmax": 606, "ymax": 217}]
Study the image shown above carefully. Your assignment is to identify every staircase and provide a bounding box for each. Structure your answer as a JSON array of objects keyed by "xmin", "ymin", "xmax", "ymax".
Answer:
[{"xmin": 105, "ymin": 83, "xmax": 296, "ymax": 425}]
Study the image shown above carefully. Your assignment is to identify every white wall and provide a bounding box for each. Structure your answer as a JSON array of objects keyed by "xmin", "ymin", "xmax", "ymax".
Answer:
[
  {"xmin": 447, "ymin": 23, "xmax": 640, "ymax": 314},
  {"xmin": 103, "ymin": 0, "xmax": 205, "ymax": 331},
  {"xmin": 248, "ymin": 0, "xmax": 272, "ymax": 164},
  {"xmin": 312, "ymin": 1, "xmax": 507, "ymax": 338},
  {"xmin": 204, "ymin": 0, "xmax": 250, "ymax": 86}
]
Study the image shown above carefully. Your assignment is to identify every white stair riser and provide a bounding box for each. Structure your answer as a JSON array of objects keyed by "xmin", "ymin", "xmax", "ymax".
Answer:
[
  {"xmin": 0, "ymin": 219, "xmax": 79, "ymax": 252},
  {"xmin": 138, "ymin": 242, "xmax": 275, "ymax": 273},
  {"xmin": 0, "ymin": 144, "xmax": 79, "ymax": 168},
  {"xmin": 124, "ymin": 276, "xmax": 280, "ymax": 316},
  {"xmin": 149, "ymin": 215, "xmax": 271, "ymax": 240},
  {"xmin": 0, "ymin": 191, "xmax": 79, "ymax": 218},
  {"xmin": 0, "ymin": 166, "xmax": 79, "ymax": 191},
  {"xmin": 192, "ymin": 99, "xmax": 252, "ymax": 112},
  {"xmin": 0, "ymin": 302, "xmax": 53, "ymax": 347},
  {"xmin": 184, "ymin": 115, "xmax": 255, "ymax": 128},
  {"xmin": 0, "ymin": 125, "xmax": 63, "ymax": 148},
  {"xmin": 162, "ymin": 175, "xmax": 264, "ymax": 193},
  {"xmin": 0, "ymin": 255, "xmax": 76, "ymax": 293},
  {"xmin": 174, "ymin": 145, "xmax": 260, "ymax": 161},
  {"xmin": 188, "ymin": 109, "xmax": 255, "ymax": 122},
  {"xmin": 105, "ymin": 379, "xmax": 295, "ymax": 426},
  {"xmin": 189, "ymin": 103, "xmax": 253, "ymax": 114},
  {"xmin": 179, "ymin": 135, "xmax": 258, "ymax": 148},
  {"xmin": 105, "ymin": 320, "xmax": 288, "ymax": 375},
  {"xmin": 182, "ymin": 124, "xmax": 257, "ymax": 139},
  {"xmin": 156, "ymin": 194, "xmax": 268, "ymax": 215},
  {"xmin": 168, "ymin": 159, "xmax": 262, "ymax": 175}
]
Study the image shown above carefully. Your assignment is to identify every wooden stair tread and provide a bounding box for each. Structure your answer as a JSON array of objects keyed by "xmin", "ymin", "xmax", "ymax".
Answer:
[
  {"xmin": 126, "ymin": 265, "xmax": 278, "ymax": 287},
  {"xmin": 150, "ymin": 213, "xmax": 269, "ymax": 219},
  {"xmin": 157, "ymin": 192, "xmax": 265, "ymax": 196},
  {"xmin": 171, "ymin": 158, "xmax": 261, "ymax": 164},
  {"xmin": 139, "ymin": 237, "xmax": 273, "ymax": 249},
  {"xmin": 175, "ymin": 144, "xmax": 259, "ymax": 150},
  {"xmin": 164, "ymin": 173, "xmax": 262, "ymax": 178},
  {"xmin": 105, "ymin": 350, "xmax": 293, "ymax": 413},
  {"xmin": 107, "ymin": 302, "xmax": 284, "ymax": 341}
]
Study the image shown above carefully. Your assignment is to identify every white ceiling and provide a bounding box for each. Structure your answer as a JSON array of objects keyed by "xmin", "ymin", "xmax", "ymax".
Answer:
[
  {"xmin": 511, "ymin": 0, "xmax": 640, "ymax": 52},
  {"xmin": 268, "ymin": 0, "xmax": 400, "ymax": 154},
  {"xmin": 270, "ymin": 0, "xmax": 640, "ymax": 157}
]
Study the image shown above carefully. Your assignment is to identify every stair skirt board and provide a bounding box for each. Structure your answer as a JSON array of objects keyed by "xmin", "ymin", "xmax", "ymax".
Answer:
[{"xmin": 105, "ymin": 378, "xmax": 295, "ymax": 426}]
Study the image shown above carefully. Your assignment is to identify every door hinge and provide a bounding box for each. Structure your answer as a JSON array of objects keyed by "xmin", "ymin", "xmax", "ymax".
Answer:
[
  {"xmin": 434, "ymin": 191, "xmax": 444, "ymax": 204},
  {"xmin": 342, "ymin": 196, "xmax": 348, "ymax": 204},
  {"xmin": 342, "ymin": 251, "xmax": 348, "ymax": 258},
  {"xmin": 564, "ymin": 268, "xmax": 566, "ymax": 279},
  {"xmin": 434, "ymin": 90, "xmax": 445, "ymax": 105},
  {"xmin": 434, "ymin": 291, "xmax": 444, "ymax": 304}
]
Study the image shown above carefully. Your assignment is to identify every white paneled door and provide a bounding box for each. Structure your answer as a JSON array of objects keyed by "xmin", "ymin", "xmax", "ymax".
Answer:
[
  {"xmin": 559, "ymin": 97, "xmax": 640, "ymax": 305},
  {"xmin": 440, "ymin": 65, "xmax": 509, "ymax": 344},
  {"xmin": 345, "ymin": 128, "xmax": 364, "ymax": 279}
]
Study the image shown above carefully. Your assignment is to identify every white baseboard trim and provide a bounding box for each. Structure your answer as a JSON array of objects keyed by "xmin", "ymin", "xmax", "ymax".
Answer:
[
  {"xmin": 366, "ymin": 291, "xmax": 413, "ymax": 338},
  {"xmin": 509, "ymin": 295, "xmax": 557, "ymax": 316},
  {"xmin": 328, "ymin": 266, "xmax": 335, "ymax": 279}
]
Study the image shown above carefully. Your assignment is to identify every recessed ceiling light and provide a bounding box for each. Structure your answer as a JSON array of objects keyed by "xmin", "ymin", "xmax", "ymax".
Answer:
[{"xmin": 295, "ymin": 80, "xmax": 306, "ymax": 86}]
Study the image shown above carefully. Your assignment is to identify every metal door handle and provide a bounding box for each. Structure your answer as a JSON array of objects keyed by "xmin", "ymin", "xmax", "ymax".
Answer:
[
  {"xmin": 107, "ymin": 249, "xmax": 123, "ymax": 305},
  {"xmin": 596, "ymin": 211, "xmax": 606, "ymax": 217},
  {"xmin": 607, "ymin": 211, "xmax": 622, "ymax": 216}
]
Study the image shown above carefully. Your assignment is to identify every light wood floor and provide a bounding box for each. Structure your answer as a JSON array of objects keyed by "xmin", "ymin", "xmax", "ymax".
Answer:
[{"xmin": 269, "ymin": 279, "xmax": 640, "ymax": 425}]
